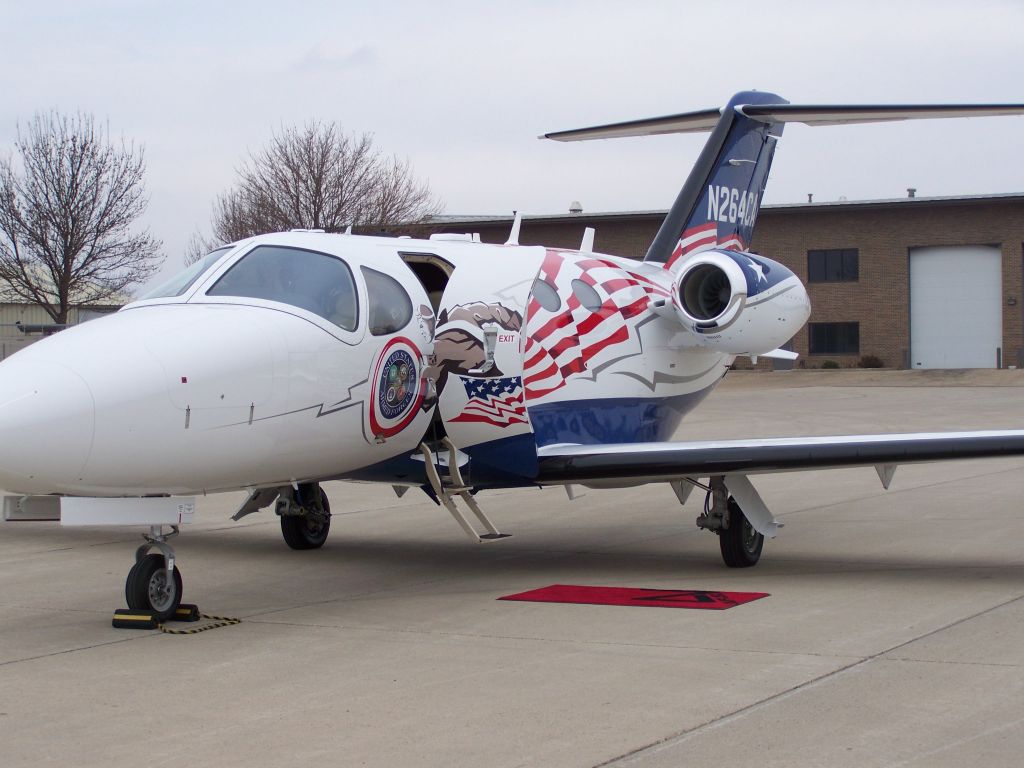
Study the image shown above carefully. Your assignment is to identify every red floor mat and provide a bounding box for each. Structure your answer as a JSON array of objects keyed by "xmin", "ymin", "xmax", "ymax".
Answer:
[{"xmin": 499, "ymin": 584, "xmax": 768, "ymax": 610}]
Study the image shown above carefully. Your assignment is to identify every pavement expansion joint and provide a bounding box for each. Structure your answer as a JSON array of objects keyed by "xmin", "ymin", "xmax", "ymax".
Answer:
[
  {"xmin": 0, "ymin": 635, "xmax": 155, "ymax": 669},
  {"xmin": 596, "ymin": 592, "xmax": 1024, "ymax": 766},
  {"xmin": 879, "ymin": 655, "xmax": 1024, "ymax": 669},
  {"xmin": 240, "ymin": 617, "xmax": 868, "ymax": 660},
  {"xmin": 882, "ymin": 717, "xmax": 1024, "ymax": 768},
  {"xmin": 0, "ymin": 603, "xmax": 114, "ymax": 615}
]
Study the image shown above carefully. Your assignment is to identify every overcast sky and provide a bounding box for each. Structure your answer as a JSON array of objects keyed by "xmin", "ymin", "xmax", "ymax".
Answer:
[{"xmin": 1, "ymin": 0, "xmax": 1022, "ymax": 285}]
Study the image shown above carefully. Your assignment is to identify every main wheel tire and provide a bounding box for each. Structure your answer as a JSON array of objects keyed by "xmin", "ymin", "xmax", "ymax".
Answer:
[
  {"xmin": 125, "ymin": 553, "xmax": 183, "ymax": 620},
  {"xmin": 281, "ymin": 488, "xmax": 331, "ymax": 550},
  {"xmin": 719, "ymin": 497, "xmax": 764, "ymax": 568}
]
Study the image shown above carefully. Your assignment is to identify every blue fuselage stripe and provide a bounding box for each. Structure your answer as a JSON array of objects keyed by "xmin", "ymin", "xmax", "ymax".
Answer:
[{"xmin": 528, "ymin": 388, "xmax": 715, "ymax": 448}]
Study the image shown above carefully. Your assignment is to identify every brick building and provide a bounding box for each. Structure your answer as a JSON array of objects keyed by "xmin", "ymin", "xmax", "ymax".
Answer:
[{"xmin": 432, "ymin": 193, "xmax": 1024, "ymax": 369}]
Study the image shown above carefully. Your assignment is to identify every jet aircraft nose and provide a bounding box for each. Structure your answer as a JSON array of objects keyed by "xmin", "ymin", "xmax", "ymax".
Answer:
[{"xmin": 0, "ymin": 357, "xmax": 95, "ymax": 494}]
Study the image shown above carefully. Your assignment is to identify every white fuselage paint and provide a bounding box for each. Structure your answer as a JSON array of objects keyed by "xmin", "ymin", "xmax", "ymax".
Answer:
[{"xmin": 0, "ymin": 232, "xmax": 809, "ymax": 496}]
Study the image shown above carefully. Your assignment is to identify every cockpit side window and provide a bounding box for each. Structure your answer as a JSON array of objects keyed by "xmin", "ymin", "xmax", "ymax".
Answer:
[
  {"xmin": 140, "ymin": 247, "xmax": 233, "ymax": 300},
  {"xmin": 362, "ymin": 266, "xmax": 413, "ymax": 336},
  {"xmin": 207, "ymin": 245, "xmax": 358, "ymax": 331}
]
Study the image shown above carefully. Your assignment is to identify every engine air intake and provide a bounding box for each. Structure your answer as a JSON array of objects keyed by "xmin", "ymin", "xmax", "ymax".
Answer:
[{"xmin": 680, "ymin": 263, "xmax": 733, "ymax": 321}]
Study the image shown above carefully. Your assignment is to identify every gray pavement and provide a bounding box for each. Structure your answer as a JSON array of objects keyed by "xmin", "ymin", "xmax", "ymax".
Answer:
[{"xmin": 2, "ymin": 372, "xmax": 1024, "ymax": 767}]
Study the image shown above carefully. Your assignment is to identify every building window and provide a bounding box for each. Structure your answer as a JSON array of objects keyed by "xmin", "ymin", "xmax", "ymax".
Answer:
[
  {"xmin": 809, "ymin": 322, "xmax": 859, "ymax": 355},
  {"xmin": 808, "ymin": 248, "xmax": 858, "ymax": 282}
]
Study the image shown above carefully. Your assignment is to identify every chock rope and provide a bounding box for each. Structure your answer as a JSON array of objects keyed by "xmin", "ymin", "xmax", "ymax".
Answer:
[{"xmin": 158, "ymin": 613, "xmax": 242, "ymax": 635}]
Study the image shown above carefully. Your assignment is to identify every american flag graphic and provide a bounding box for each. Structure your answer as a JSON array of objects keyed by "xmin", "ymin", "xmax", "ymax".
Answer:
[
  {"xmin": 666, "ymin": 222, "xmax": 747, "ymax": 269},
  {"xmin": 523, "ymin": 250, "xmax": 668, "ymax": 401},
  {"xmin": 450, "ymin": 375, "xmax": 528, "ymax": 427}
]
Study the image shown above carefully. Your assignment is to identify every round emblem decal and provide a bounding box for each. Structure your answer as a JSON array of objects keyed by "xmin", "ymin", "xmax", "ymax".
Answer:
[
  {"xmin": 369, "ymin": 337, "xmax": 424, "ymax": 438},
  {"xmin": 379, "ymin": 349, "xmax": 415, "ymax": 420}
]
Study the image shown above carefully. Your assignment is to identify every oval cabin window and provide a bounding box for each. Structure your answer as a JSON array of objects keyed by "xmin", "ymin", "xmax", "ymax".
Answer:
[
  {"xmin": 362, "ymin": 267, "xmax": 413, "ymax": 336},
  {"xmin": 531, "ymin": 277, "xmax": 561, "ymax": 312}
]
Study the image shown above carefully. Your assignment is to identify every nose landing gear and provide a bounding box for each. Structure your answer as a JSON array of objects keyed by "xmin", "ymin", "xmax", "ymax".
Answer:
[{"xmin": 125, "ymin": 525, "xmax": 184, "ymax": 620}]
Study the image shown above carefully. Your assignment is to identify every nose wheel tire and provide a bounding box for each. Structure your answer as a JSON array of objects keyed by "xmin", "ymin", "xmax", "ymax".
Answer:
[
  {"xmin": 719, "ymin": 497, "xmax": 764, "ymax": 568},
  {"xmin": 126, "ymin": 553, "xmax": 183, "ymax": 620},
  {"xmin": 280, "ymin": 488, "xmax": 331, "ymax": 550}
]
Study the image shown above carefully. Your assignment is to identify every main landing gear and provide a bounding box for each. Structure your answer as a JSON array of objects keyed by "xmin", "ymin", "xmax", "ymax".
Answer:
[
  {"xmin": 231, "ymin": 482, "xmax": 333, "ymax": 549},
  {"xmin": 125, "ymin": 525, "xmax": 184, "ymax": 620},
  {"xmin": 718, "ymin": 497, "xmax": 764, "ymax": 567},
  {"xmin": 276, "ymin": 482, "xmax": 331, "ymax": 550},
  {"xmin": 695, "ymin": 476, "xmax": 765, "ymax": 568}
]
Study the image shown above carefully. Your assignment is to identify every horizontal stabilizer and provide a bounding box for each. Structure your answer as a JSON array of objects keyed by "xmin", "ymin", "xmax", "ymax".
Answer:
[
  {"xmin": 543, "ymin": 108, "xmax": 723, "ymax": 141},
  {"xmin": 543, "ymin": 102, "xmax": 1024, "ymax": 142},
  {"xmin": 741, "ymin": 103, "xmax": 1024, "ymax": 126}
]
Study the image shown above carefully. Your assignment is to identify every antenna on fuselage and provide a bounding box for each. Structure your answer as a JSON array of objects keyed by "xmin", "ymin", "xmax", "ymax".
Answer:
[
  {"xmin": 505, "ymin": 210, "xmax": 522, "ymax": 246},
  {"xmin": 579, "ymin": 227, "xmax": 595, "ymax": 252}
]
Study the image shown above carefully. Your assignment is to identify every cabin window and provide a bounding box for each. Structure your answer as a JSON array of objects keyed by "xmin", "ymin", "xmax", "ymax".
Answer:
[
  {"xmin": 207, "ymin": 245, "xmax": 358, "ymax": 331},
  {"xmin": 531, "ymin": 278, "xmax": 561, "ymax": 312},
  {"xmin": 140, "ymin": 247, "xmax": 233, "ymax": 299},
  {"xmin": 808, "ymin": 322, "xmax": 859, "ymax": 355},
  {"xmin": 571, "ymin": 279, "xmax": 603, "ymax": 312},
  {"xmin": 362, "ymin": 267, "xmax": 413, "ymax": 335},
  {"xmin": 807, "ymin": 249, "xmax": 858, "ymax": 282}
]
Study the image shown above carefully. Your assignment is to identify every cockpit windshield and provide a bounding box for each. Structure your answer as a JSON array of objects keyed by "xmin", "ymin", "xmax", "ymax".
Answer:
[
  {"xmin": 139, "ymin": 247, "xmax": 233, "ymax": 300},
  {"xmin": 206, "ymin": 245, "xmax": 359, "ymax": 331}
]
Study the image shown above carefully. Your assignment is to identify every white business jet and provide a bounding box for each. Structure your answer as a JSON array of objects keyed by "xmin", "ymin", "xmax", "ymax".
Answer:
[{"xmin": 2, "ymin": 91, "xmax": 1024, "ymax": 620}]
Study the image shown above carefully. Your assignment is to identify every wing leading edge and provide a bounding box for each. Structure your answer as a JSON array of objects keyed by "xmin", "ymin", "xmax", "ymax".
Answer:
[{"xmin": 535, "ymin": 430, "xmax": 1024, "ymax": 485}]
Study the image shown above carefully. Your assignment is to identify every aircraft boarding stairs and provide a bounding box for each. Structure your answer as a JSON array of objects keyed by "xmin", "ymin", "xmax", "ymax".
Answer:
[{"xmin": 418, "ymin": 437, "xmax": 510, "ymax": 543}]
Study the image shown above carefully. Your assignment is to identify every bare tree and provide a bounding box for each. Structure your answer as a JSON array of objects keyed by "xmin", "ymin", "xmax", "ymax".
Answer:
[
  {"xmin": 197, "ymin": 122, "xmax": 441, "ymax": 254},
  {"xmin": 0, "ymin": 112, "xmax": 162, "ymax": 323},
  {"xmin": 183, "ymin": 229, "xmax": 218, "ymax": 267}
]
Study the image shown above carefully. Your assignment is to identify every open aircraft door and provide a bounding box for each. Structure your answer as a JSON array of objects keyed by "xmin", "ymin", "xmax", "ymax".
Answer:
[{"xmin": 429, "ymin": 245, "xmax": 547, "ymax": 472}]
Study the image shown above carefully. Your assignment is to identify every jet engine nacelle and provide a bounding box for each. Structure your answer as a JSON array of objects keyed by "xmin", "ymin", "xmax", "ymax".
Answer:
[{"xmin": 670, "ymin": 249, "xmax": 810, "ymax": 356}]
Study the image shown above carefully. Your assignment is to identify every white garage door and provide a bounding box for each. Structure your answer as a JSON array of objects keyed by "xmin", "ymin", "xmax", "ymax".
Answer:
[{"xmin": 910, "ymin": 245, "xmax": 1002, "ymax": 369}]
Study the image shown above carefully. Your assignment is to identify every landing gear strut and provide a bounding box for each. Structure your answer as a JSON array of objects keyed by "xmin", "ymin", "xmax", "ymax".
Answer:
[
  {"xmin": 277, "ymin": 483, "xmax": 331, "ymax": 550},
  {"xmin": 696, "ymin": 477, "xmax": 764, "ymax": 568},
  {"xmin": 125, "ymin": 525, "xmax": 184, "ymax": 620}
]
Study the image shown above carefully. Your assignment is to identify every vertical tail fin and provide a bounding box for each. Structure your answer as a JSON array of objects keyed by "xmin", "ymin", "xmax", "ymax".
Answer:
[
  {"xmin": 544, "ymin": 93, "xmax": 1024, "ymax": 266},
  {"xmin": 543, "ymin": 90, "xmax": 786, "ymax": 267},
  {"xmin": 645, "ymin": 91, "xmax": 785, "ymax": 266}
]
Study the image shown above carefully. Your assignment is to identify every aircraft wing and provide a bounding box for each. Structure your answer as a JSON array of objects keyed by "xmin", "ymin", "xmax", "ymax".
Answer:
[{"xmin": 535, "ymin": 430, "xmax": 1024, "ymax": 484}]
